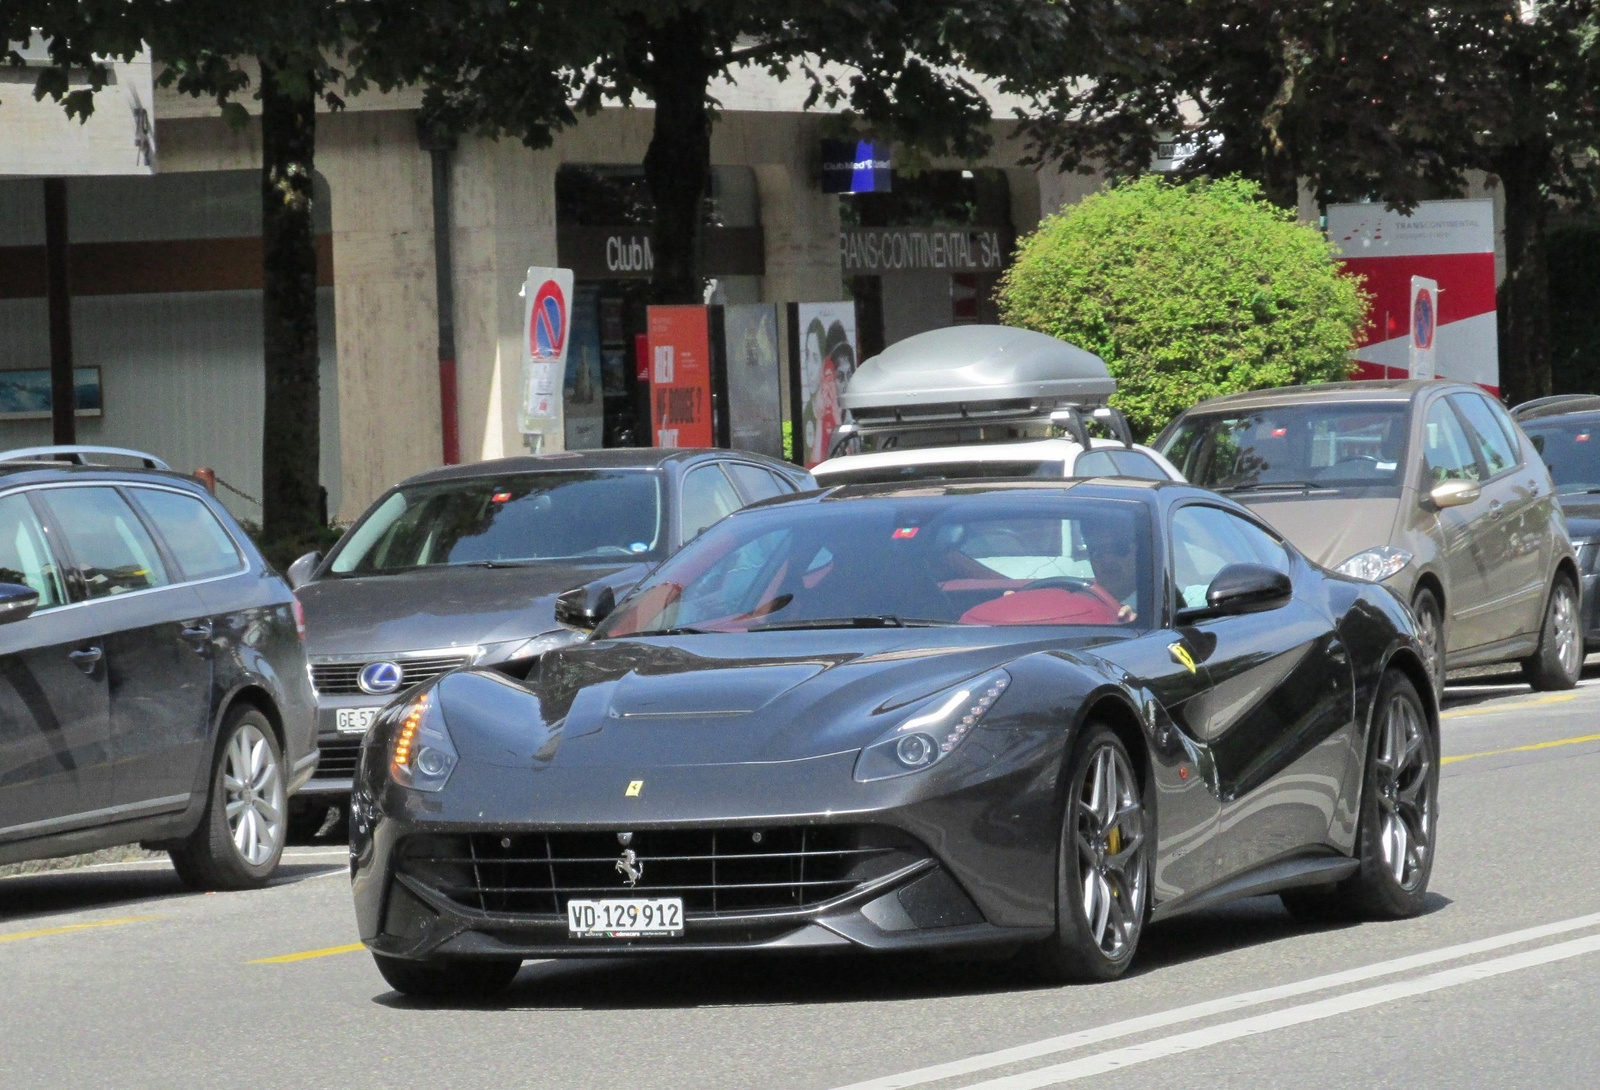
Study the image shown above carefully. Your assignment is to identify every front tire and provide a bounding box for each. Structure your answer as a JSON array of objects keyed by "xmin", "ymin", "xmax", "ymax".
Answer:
[
  {"xmin": 1411, "ymin": 587, "xmax": 1445, "ymax": 703},
  {"xmin": 170, "ymin": 706, "xmax": 287, "ymax": 891},
  {"xmin": 373, "ymin": 953, "xmax": 522, "ymax": 1000},
  {"xmin": 1033, "ymin": 723, "xmax": 1149, "ymax": 982},
  {"xmin": 1281, "ymin": 670, "xmax": 1437, "ymax": 921},
  {"xmin": 1523, "ymin": 576, "xmax": 1583, "ymax": 691}
]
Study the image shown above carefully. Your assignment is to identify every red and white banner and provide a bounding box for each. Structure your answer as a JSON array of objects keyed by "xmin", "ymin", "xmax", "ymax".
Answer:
[{"xmin": 1328, "ymin": 200, "xmax": 1498, "ymax": 394}]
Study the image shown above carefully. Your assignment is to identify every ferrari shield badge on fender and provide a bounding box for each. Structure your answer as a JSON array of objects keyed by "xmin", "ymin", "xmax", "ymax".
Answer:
[
  {"xmin": 1168, "ymin": 642, "xmax": 1197, "ymax": 674},
  {"xmin": 625, "ymin": 779, "xmax": 644, "ymax": 797}
]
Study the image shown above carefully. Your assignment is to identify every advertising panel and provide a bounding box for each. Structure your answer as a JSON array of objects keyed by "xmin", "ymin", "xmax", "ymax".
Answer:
[
  {"xmin": 564, "ymin": 285, "xmax": 604, "ymax": 450},
  {"xmin": 647, "ymin": 306, "xmax": 715, "ymax": 448},
  {"xmin": 1327, "ymin": 199, "xmax": 1498, "ymax": 392},
  {"xmin": 520, "ymin": 266, "xmax": 574, "ymax": 433},
  {"xmin": 787, "ymin": 302, "xmax": 859, "ymax": 468},
  {"xmin": 722, "ymin": 304, "xmax": 784, "ymax": 458}
]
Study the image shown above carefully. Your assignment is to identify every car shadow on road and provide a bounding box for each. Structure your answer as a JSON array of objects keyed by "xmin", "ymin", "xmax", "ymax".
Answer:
[
  {"xmin": 1440, "ymin": 659, "xmax": 1600, "ymax": 714},
  {"xmin": 1130, "ymin": 890, "xmax": 1454, "ymax": 977},
  {"xmin": 0, "ymin": 860, "xmax": 344, "ymax": 925},
  {"xmin": 373, "ymin": 891, "xmax": 1456, "ymax": 1012}
]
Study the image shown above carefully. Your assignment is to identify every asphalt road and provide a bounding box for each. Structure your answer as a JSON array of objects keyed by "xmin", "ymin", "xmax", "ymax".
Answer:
[{"xmin": 7, "ymin": 672, "xmax": 1600, "ymax": 1089}]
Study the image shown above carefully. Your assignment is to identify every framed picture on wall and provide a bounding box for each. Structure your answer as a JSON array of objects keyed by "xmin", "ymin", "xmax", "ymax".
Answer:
[{"xmin": 0, "ymin": 367, "xmax": 104, "ymax": 421}]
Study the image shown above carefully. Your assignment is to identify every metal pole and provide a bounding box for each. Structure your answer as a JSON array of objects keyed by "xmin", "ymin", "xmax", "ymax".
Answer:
[{"xmin": 43, "ymin": 178, "xmax": 75, "ymax": 445}]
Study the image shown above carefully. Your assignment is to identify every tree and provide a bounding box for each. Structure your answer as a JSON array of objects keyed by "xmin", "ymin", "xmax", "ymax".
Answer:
[
  {"xmin": 998, "ymin": 176, "xmax": 1367, "ymax": 438},
  {"xmin": 354, "ymin": 0, "xmax": 1090, "ymax": 303},
  {"xmin": 1028, "ymin": 0, "xmax": 1600, "ymax": 406},
  {"xmin": 5, "ymin": 3, "xmax": 351, "ymax": 557}
]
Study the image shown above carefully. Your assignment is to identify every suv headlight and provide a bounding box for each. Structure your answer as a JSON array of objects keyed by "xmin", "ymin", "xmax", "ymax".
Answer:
[
  {"xmin": 1335, "ymin": 546, "xmax": 1413, "ymax": 582},
  {"xmin": 853, "ymin": 669, "xmax": 1011, "ymax": 782},
  {"xmin": 389, "ymin": 691, "xmax": 458, "ymax": 792}
]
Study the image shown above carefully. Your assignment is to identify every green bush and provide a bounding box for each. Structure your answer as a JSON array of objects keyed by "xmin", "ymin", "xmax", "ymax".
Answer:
[{"xmin": 999, "ymin": 176, "xmax": 1367, "ymax": 438}]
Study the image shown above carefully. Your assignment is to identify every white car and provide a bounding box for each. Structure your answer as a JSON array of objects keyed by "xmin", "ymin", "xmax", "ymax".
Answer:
[{"xmin": 813, "ymin": 436, "xmax": 1183, "ymax": 485}]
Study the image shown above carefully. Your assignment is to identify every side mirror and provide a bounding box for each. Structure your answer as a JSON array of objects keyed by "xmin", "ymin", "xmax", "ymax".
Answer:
[
  {"xmin": 286, "ymin": 551, "xmax": 321, "ymax": 590},
  {"xmin": 1178, "ymin": 563, "xmax": 1292, "ymax": 622},
  {"xmin": 1429, "ymin": 479, "xmax": 1481, "ymax": 509},
  {"xmin": 0, "ymin": 582, "xmax": 39, "ymax": 625},
  {"xmin": 555, "ymin": 582, "xmax": 616, "ymax": 630}
]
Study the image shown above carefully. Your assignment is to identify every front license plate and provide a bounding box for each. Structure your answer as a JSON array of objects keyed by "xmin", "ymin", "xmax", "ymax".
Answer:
[
  {"xmin": 335, "ymin": 707, "xmax": 378, "ymax": 734},
  {"xmin": 567, "ymin": 897, "xmax": 684, "ymax": 938}
]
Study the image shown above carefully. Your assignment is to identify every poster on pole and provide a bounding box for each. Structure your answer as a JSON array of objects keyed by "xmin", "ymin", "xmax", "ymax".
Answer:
[
  {"xmin": 786, "ymin": 302, "xmax": 858, "ymax": 468},
  {"xmin": 1327, "ymin": 200, "xmax": 1498, "ymax": 392},
  {"xmin": 520, "ymin": 266, "xmax": 573, "ymax": 434},
  {"xmin": 647, "ymin": 306, "xmax": 715, "ymax": 448},
  {"xmin": 1410, "ymin": 276, "xmax": 1438, "ymax": 380},
  {"xmin": 564, "ymin": 285, "xmax": 604, "ymax": 450},
  {"xmin": 722, "ymin": 304, "xmax": 784, "ymax": 458}
]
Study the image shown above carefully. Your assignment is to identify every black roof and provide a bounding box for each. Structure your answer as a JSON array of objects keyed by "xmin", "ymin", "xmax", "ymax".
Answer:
[
  {"xmin": 402, "ymin": 448, "xmax": 798, "ymax": 487},
  {"xmin": 1511, "ymin": 394, "xmax": 1600, "ymax": 423},
  {"xmin": 761, "ymin": 475, "xmax": 1190, "ymax": 508}
]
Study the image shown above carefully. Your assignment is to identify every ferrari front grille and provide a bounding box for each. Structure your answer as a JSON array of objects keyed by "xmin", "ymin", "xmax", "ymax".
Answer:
[{"xmin": 398, "ymin": 825, "xmax": 926, "ymax": 918}]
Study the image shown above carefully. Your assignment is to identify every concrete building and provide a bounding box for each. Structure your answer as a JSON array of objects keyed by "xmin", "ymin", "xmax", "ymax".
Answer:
[{"xmin": 0, "ymin": 70, "xmax": 1083, "ymax": 523}]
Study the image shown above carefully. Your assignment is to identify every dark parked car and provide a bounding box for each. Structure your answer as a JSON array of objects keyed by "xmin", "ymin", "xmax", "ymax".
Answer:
[
  {"xmin": 0, "ymin": 446, "xmax": 316, "ymax": 887},
  {"xmin": 1512, "ymin": 394, "xmax": 1600, "ymax": 652},
  {"xmin": 289, "ymin": 448, "xmax": 811, "ymax": 832},
  {"xmin": 350, "ymin": 478, "xmax": 1437, "ymax": 998}
]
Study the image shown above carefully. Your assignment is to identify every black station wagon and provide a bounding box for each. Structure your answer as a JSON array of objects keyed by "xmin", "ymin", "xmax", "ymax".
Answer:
[{"xmin": 0, "ymin": 447, "xmax": 316, "ymax": 887}]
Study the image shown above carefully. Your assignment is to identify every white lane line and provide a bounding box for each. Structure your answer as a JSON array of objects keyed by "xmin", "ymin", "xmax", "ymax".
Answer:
[
  {"xmin": 961, "ymin": 931, "xmax": 1600, "ymax": 1088},
  {"xmin": 831, "ymin": 910, "xmax": 1600, "ymax": 1090}
]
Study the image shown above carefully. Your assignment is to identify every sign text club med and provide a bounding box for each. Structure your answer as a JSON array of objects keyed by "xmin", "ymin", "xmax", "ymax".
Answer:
[{"xmin": 1327, "ymin": 199, "xmax": 1499, "ymax": 393}]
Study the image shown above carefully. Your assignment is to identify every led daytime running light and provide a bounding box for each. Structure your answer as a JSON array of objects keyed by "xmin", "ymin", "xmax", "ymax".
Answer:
[{"xmin": 391, "ymin": 693, "xmax": 428, "ymax": 772}]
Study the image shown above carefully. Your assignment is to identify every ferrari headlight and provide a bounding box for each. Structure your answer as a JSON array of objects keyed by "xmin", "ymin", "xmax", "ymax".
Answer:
[
  {"xmin": 1335, "ymin": 546, "xmax": 1413, "ymax": 582},
  {"xmin": 388, "ymin": 691, "xmax": 458, "ymax": 792},
  {"xmin": 853, "ymin": 669, "xmax": 1011, "ymax": 782}
]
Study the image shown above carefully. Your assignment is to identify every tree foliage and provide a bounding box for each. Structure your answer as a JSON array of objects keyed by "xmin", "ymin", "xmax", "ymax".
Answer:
[{"xmin": 998, "ymin": 176, "xmax": 1366, "ymax": 438}]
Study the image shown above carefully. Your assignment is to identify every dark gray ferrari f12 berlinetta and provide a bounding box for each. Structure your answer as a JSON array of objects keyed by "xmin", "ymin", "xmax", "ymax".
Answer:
[{"xmin": 349, "ymin": 479, "xmax": 1440, "ymax": 998}]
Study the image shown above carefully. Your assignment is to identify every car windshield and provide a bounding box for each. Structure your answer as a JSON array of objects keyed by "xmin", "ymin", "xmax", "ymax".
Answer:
[
  {"xmin": 1525, "ymin": 420, "xmax": 1600, "ymax": 494},
  {"xmin": 596, "ymin": 491, "xmax": 1153, "ymax": 637},
  {"xmin": 818, "ymin": 460, "xmax": 1065, "ymax": 486},
  {"xmin": 1160, "ymin": 402, "xmax": 1409, "ymax": 491},
  {"xmin": 328, "ymin": 470, "xmax": 663, "ymax": 574}
]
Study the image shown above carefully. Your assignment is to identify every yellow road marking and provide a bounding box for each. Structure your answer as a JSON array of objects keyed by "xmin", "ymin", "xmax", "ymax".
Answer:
[
  {"xmin": 1444, "ymin": 731, "xmax": 1600, "ymax": 766},
  {"xmin": 0, "ymin": 914, "xmax": 160, "ymax": 945},
  {"xmin": 249, "ymin": 942, "xmax": 365, "ymax": 965},
  {"xmin": 1441, "ymin": 691, "xmax": 1580, "ymax": 720}
]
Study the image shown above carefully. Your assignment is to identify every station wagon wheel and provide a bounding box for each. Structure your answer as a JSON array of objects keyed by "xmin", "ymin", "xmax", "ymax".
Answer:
[
  {"xmin": 1033, "ymin": 723, "xmax": 1149, "ymax": 982},
  {"xmin": 1523, "ymin": 576, "xmax": 1583, "ymax": 691},
  {"xmin": 169, "ymin": 706, "xmax": 287, "ymax": 891}
]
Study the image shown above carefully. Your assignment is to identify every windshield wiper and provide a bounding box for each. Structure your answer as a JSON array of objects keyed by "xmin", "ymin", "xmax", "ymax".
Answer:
[
  {"xmin": 749, "ymin": 615, "xmax": 960, "ymax": 632},
  {"xmin": 627, "ymin": 625, "xmax": 716, "ymax": 636},
  {"xmin": 454, "ymin": 559, "xmax": 539, "ymax": 569},
  {"xmin": 1216, "ymin": 480, "xmax": 1321, "ymax": 493}
]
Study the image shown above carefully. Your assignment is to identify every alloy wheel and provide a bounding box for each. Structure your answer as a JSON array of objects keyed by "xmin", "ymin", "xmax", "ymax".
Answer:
[
  {"xmin": 223, "ymin": 723, "xmax": 285, "ymax": 867},
  {"xmin": 1373, "ymin": 694, "xmax": 1434, "ymax": 891},
  {"xmin": 1075, "ymin": 743, "xmax": 1147, "ymax": 958},
  {"xmin": 1552, "ymin": 584, "xmax": 1582, "ymax": 679}
]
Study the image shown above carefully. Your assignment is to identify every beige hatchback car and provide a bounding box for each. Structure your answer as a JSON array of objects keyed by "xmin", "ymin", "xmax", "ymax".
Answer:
[{"xmin": 1157, "ymin": 380, "xmax": 1581, "ymax": 693}]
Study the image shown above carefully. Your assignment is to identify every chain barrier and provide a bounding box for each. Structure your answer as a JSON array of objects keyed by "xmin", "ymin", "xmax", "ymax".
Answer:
[{"xmin": 213, "ymin": 476, "xmax": 262, "ymax": 508}]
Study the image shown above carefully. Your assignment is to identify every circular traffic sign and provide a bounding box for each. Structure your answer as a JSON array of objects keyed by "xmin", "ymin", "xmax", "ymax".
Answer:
[
  {"xmin": 530, "ymin": 279, "xmax": 567, "ymax": 360},
  {"xmin": 1413, "ymin": 289, "xmax": 1435, "ymax": 350}
]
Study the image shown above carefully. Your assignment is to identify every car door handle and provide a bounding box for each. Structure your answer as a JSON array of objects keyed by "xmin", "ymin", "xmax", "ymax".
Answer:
[
  {"xmin": 69, "ymin": 646, "xmax": 103, "ymax": 673},
  {"xmin": 180, "ymin": 623, "xmax": 214, "ymax": 652}
]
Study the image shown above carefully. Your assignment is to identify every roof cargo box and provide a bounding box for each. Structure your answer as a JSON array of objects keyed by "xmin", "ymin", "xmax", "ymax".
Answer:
[{"xmin": 842, "ymin": 325, "xmax": 1115, "ymax": 417}]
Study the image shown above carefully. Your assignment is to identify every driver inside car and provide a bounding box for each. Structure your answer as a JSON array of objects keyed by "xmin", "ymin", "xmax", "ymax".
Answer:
[{"xmin": 1080, "ymin": 522, "xmax": 1139, "ymax": 623}]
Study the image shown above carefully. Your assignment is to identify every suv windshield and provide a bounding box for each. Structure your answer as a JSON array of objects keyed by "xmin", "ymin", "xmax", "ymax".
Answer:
[
  {"xmin": 1524, "ymin": 419, "xmax": 1600, "ymax": 494},
  {"xmin": 1160, "ymin": 402, "xmax": 1409, "ymax": 492},
  {"xmin": 597, "ymin": 493, "xmax": 1153, "ymax": 637},
  {"xmin": 328, "ymin": 470, "xmax": 662, "ymax": 574}
]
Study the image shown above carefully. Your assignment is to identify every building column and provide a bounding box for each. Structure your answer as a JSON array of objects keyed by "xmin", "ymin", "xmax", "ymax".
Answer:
[
  {"xmin": 318, "ymin": 110, "xmax": 441, "ymax": 520},
  {"xmin": 452, "ymin": 135, "xmax": 562, "ymax": 460}
]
